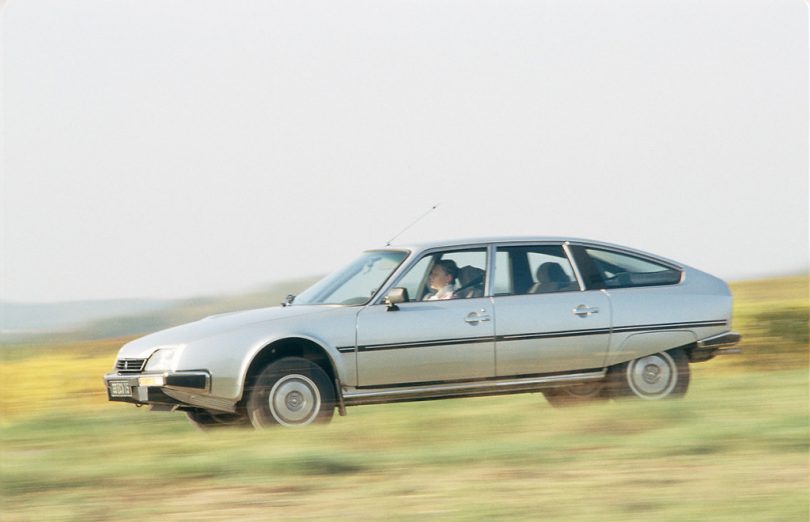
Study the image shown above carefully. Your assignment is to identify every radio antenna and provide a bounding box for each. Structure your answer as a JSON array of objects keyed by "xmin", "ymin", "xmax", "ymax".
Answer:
[{"xmin": 386, "ymin": 203, "xmax": 440, "ymax": 246}]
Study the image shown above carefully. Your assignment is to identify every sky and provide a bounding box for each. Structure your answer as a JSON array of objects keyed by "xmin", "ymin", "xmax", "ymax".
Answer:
[{"xmin": 1, "ymin": 0, "xmax": 807, "ymax": 303}]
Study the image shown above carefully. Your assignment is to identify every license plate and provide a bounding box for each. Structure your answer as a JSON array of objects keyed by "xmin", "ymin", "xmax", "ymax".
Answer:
[{"xmin": 110, "ymin": 381, "xmax": 132, "ymax": 397}]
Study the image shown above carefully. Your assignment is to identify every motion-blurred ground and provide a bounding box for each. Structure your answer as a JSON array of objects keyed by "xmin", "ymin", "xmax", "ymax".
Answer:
[{"xmin": 1, "ymin": 275, "xmax": 808, "ymax": 521}]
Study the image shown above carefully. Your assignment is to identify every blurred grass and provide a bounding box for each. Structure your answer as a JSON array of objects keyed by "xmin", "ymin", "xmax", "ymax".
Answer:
[
  {"xmin": 725, "ymin": 274, "xmax": 809, "ymax": 369},
  {"xmin": 1, "ymin": 274, "xmax": 807, "ymax": 520}
]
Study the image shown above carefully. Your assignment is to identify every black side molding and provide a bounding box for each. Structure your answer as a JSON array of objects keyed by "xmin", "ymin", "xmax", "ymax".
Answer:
[{"xmin": 165, "ymin": 373, "xmax": 208, "ymax": 389}]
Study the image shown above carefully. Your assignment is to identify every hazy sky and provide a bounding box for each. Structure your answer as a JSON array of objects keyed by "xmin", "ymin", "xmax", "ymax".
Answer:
[{"xmin": 2, "ymin": 0, "xmax": 807, "ymax": 303}]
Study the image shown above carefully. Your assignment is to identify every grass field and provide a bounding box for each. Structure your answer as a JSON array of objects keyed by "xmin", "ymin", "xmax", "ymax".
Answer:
[{"xmin": 1, "ymin": 276, "xmax": 808, "ymax": 520}]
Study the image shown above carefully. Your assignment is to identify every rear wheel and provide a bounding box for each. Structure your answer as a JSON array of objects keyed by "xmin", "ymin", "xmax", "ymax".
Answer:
[
  {"xmin": 608, "ymin": 348, "xmax": 690, "ymax": 400},
  {"xmin": 247, "ymin": 357, "xmax": 335, "ymax": 429},
  {"xmin": 543, "ymin": 381, "xmax": 609, "ymax": 407}
]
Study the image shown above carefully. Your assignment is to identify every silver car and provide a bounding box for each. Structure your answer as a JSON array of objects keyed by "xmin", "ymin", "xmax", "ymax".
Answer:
[{"xmin": 104, "ymin": 237, "xmax": 741, "ymax": 429}]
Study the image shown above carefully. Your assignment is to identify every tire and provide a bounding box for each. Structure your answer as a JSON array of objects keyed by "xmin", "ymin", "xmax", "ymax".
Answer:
[
  {"xmin": 247, "ymin": 357, "xmax": 335, "ymax": 429},
  {"xmin": 543, "ymin": 381, "xmax": 609, "ymax": 408},
  {"xmin": 186, "ymin": 409, "xmax": 251, "ymax": 431},
  {"xmin": 608, "ymin": 348, "xmax": 690, "ymax": 400}
]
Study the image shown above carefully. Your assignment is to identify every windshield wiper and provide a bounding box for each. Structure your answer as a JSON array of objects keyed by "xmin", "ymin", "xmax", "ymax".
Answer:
[{"xmin": 281, "ymin": 294, "xmax": 296, "ymax": 307}]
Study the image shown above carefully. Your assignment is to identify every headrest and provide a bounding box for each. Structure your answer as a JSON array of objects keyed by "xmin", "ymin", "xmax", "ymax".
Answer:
[
  {"xmin": 458, "ymin": 265, "xmax": 485, "ymax": 287},
  {"xmin": 537, "ymin": 262, "xmax": 570, "ymax": 284}
]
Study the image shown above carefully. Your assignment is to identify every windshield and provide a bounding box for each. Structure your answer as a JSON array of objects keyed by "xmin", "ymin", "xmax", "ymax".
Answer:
[{"xmin": 294, "ymin": 250, "xmax": 409, "ymax": 305}]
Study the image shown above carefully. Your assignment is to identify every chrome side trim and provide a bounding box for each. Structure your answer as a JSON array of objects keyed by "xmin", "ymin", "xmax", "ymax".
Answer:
[
  {"xmin": 342, "ymin": 369, "xmax": 607, "ymax": 405},
  {"xmin": 352, "ymin": 320, "xmax": 724, "ymax": 353}
]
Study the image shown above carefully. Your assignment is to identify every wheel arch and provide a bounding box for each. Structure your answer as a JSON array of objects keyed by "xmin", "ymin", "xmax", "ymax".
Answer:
[
  {"xmin": 238, "ymin": 336, "xmax": 343, "ymax": 407},
  {"xmin": 606, "ymin": 330, "xmax": 697, "ymax": 366}
]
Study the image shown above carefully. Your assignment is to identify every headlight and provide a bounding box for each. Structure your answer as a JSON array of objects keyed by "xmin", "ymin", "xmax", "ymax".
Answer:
[{"xmin": 144, "ymin": 347, "xmax": 182, "ymax": 372}]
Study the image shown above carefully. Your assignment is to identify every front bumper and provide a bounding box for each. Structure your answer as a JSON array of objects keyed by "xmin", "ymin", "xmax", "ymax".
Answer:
[{"xmin": 103, "ymin": 370, "xmax": 210, "ymax": 407}]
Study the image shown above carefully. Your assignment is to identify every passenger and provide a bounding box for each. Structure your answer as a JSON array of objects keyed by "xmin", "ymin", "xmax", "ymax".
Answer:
[{"xmin": 426, "ymin": 259, "xmax": 459, "ymax": 300}]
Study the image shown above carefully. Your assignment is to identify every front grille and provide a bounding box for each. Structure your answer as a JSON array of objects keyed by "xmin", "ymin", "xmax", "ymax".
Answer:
[{"xmin": 116, "ymin": 358, "xmax": 146, "ymax": 373}]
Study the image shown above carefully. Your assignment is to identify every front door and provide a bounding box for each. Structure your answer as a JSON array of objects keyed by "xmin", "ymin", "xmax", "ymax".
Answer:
[{"xmin": 356, "ymin": 248, "xmax": 495, "ymax": 387}]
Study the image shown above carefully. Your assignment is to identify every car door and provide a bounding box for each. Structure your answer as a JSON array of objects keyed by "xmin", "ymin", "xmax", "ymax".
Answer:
[
  {"xmin": 491, "ymin": 244, "xmax": 611, "ymax": 376},
  {"xmin": 355, "ymin": 248, "xmax": 495, "ymax": 387}
]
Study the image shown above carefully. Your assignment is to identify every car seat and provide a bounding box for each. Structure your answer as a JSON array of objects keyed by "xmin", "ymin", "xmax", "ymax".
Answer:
[
  {"xmin": 528, "ymin": 262, "xmax": 573, "ymax": 294},
  {"xmin": 453, "ymin": 265, "xmax": 485, "ymax": 298}
]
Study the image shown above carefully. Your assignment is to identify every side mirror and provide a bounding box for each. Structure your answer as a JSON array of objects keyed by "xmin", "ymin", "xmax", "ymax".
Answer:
[{"xmin": 384, "ymin": 287, "xmax": 409, "ymax": 311}]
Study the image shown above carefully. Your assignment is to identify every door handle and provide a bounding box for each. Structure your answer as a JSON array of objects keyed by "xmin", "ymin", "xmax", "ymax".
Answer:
[
  {"xmin": 572, "ymin": 305, "xmax": 599, "ymax": 317},
  {"xmin": 465, "ymin": 309, "xmax": 491, "ymax": 325}
]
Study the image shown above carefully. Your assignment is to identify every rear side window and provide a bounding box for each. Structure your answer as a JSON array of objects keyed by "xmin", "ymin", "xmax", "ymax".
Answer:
[
  {"xmin": 495, "ymin": 245, "xmax": 579, "ymax": 295},
  {"xmin": 583, "ymin": 248, "xmax": 682, "ymax": 288}
]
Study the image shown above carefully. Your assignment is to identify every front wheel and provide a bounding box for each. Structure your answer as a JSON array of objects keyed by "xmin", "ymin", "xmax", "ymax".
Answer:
[
  {"xmin": 608, "ymin": 348, "xmax": 690, "ymax": 400},
  {"xmin": 247, "ymin": 357, "xmax": 335, "ymax": 429}
]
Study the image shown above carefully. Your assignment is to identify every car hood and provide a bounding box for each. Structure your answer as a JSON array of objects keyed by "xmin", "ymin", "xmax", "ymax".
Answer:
[{"xmin": 118, "ymin": 305, "xmax": 341, "ymax": 358}]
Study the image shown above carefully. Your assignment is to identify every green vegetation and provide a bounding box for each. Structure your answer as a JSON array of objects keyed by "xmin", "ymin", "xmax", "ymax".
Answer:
[
  {"xmin": 1, "ymin": 275, "xmax": 807, "ymax": 520},
  {"xmin": 727, "ymin": 274, "xmax": 809, "ymax": 369}
]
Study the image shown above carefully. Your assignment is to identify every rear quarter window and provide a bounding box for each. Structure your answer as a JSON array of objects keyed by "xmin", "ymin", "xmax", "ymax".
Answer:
[{"xmin": 583, "ymin": 248, "xmax": 682, "ymax": 289}]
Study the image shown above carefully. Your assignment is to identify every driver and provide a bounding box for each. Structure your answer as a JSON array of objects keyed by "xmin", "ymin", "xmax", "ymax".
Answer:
[{"xmin": 426, "ymin": 259, "xmax": 459, "ymax": 300}]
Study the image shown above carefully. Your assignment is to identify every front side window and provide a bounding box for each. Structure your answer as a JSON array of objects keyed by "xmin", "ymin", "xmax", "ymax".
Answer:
[
  {"xmin": 391, "ymin": 248, "xmax": 488, "ymax": 301},
  {"xmin": 495, "ymin": 245, "xmax": 578, "ymax": 295},
  {"xmin": 294, "ymin": 250, "xmax": 408, "ymax": 305},
  {"xmin": 583, "ymin": 248, "xmax": 682, "ymax": 288}
]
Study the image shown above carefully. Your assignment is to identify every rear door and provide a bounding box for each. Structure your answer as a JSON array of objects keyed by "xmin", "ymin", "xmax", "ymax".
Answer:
[
  {"xmin": 492, "ymin": 243, "xmax": 611, "ymax": 376},
  {"xmin": 569, "ymin": 245, "xmax": 715, "ymax": 364}
]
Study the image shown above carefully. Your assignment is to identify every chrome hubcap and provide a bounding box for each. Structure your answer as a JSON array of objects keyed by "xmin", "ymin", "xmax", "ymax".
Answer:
[
  {"xmin": 627, "ymin": 353, "xmax": 677, "ymax": 399},
  {"xmin": 286, "ymin": 391, "xmax": 304, "ymax": 411},
  {"xmin": 269, "ymin": 374, "xmax": 321, "ymax": 426},
  {"xmin": 642, "ymin": 364, "xmax": 661, "ymax": 384}
]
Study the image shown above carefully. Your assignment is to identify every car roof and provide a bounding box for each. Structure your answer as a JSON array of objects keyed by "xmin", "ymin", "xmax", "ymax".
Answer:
[
  {"xmin": 386, "ymin": 236, "xmax": 604, "ymax": 250},
  {"xmin": 379, "ymin": 236, "xmax": 683, "ymax": 268}
]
